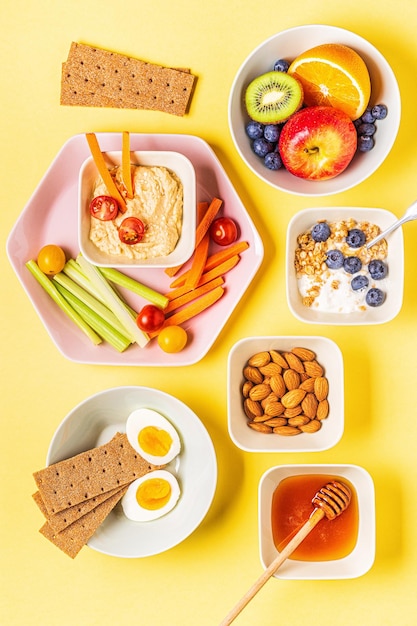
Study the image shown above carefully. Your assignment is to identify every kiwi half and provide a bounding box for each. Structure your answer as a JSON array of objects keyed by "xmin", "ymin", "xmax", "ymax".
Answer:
[{"xmin": 245, "ymin": 71, "xmax": 303, "ymax": 124}]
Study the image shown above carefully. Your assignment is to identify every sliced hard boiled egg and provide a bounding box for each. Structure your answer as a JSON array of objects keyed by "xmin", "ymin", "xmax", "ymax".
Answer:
[
  {"xmin": 122, "ymin": 469, "xmax": 181, "ymax": 522},
  {"xmin": 125, "ymin": 408, "xmax": 181, "ymax": 465}
]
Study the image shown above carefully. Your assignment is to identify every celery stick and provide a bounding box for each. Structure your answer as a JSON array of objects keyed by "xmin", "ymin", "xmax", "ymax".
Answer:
[
  {"xmin": 99, "ymin": 266, "xmax": 169, "ymax": 310},
  {"xmin": 25, "ymin": 260, "xmax": 102, "ymax": 346},
  {"xmin": 62, "ymin": 259, "xmax": 105, "ymax": 303},
  {"xmin": 56, "ymin": 284, "xmax": 132, "ymax": 353},
  {"xmin": 53, "ymin": 272, "xmax": 132, "ymax": 341},
  {"xmin": 77, "ymin": 254, "xmax": 149, "ymax": 348}
]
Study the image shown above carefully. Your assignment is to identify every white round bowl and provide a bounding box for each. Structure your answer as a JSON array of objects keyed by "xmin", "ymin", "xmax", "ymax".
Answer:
[
  {"xmin": 228, "ymin": 24, "xmax": 401, "ymax": 196},
  {"xmin": 46, "ymin": 386, "xmax": 217, "ymax": 558}
]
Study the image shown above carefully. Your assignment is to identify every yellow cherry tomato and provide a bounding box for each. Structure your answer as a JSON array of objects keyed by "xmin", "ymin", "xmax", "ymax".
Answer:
[
  {"xmin": 157, "ymin": 326, "xmax": 188, "ymax": 353},
  {"xmin": 37, "ymin": 244, "xmax": 66, "ymax": 276}
]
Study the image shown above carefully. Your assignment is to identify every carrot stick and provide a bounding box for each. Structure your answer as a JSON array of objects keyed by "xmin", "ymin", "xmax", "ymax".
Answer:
[
  {"xmin": 166, "ymin": 255, "xmax": 240, "ymax": 301},
  {"xmin": 149, "ymin": 286, "xmax": 225, "ymax": 338},
  {"xmin": 169, "ymin": 241, "xmax": 249, "ymax": 289},
  {"xmin": 122, "ymin": 131, "xmax": 133, "ymax": 199},
  {"xmin": 184, "ymin": 232, "xmax": 210, "ymax": 289},
  {"xmin": 165, "ymin": 197, "xmax": 223, "ymax": 277},
  {"xmin": 85, "ymin": 133, "xmax": 127, "ymax": 213},
  {"xmin": 164, "ymin": 276, "xmax": 225, "ymax": 313}
]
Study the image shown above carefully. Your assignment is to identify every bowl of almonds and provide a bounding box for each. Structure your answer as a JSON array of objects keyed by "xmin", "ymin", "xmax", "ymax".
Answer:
[{"xmin": 227, "ymin": 336, "xmax": 344, "ymax": 452}]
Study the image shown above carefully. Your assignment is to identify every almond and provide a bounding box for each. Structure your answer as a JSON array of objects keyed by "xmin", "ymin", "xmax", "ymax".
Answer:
[
  {"xmin": 291, "ymin": 347, "xmax": 316, "ymax": 361},
  {"xmin": 264, "ymin": 400, "xmax": 285, "ymax": 417},
  {"xmin": 244, "ymin": 397, "xmax": 263, "ymax": 418},
  {"xmin": 299, "ymin": 377, "xmax": 316, "ymax": 392},
  {"xmin": 269, "ymin": 350, "xmax": 289, "ymax": 368},
  {"xmin": 301, "ymin": 392, "xmax": 318, "ymax": 418},
  {"xmin": 264, "ymin": 417, "xmax": 287, "ymax": 427},
  {"xmin": 270, "ymin": 373, "xmax": 286, "ymax": 398},
  {"xmin": 252, "ymin": 414, "xmax": 271, "ymax": 423},
  {"xmin": 283, "ymin": 368, "xmax": 301, "ymax": 390},
  {"xmin": 249, "ymin": 383, "xmax": 271, "ymax": 402},
  {"xmin": 261, "ymin": 392, "xmax": 278, "ymax": 408},
  {"xmin": 304, "ymin": 360, "xmax": 324, "ymax": 378},
  {"xmin": 283, "ymin": 351, "xmax": 305, "ymax": 374},
  {"xmin": 273, "ymin": 425, "xmax": 301, "ymax": 436},
  {"xmin": 316, "ymin": 399, "xmax": 329, "ymax": 420},
  {"xmin": 299, "ymin": 419, "xmax": 322, "ymax": 433},
  {"xmin": 314, "ymin": 376, "xmax": 329, "ymax": 401},
  {"xmin": 259, "ymin": 362, "xmax": 282, "ymax": 377},
  {"xmin": 288, "ymin": 415, "xmax": 311, "ymax": 427},
  {"xmin": 248, "ymin": 351, "xmax": 271, "ymax": 368},
  {"xmin": 284, "ymin": 406, "xmax": 303, "ymax": 418},
  {"xmin": 248, "ymin": 422, "xmax": 273, "ymax": 433},
  {"xmin": 242, "ymin": 381, "xmax": 253, "ymax": 398},
  {"xmin": 281, "ymin": 388, "xmax": 306, "ymax": 409},
  {"xmin": 243, "ymin": 365, "xmax": 263, "ymax": 384}
]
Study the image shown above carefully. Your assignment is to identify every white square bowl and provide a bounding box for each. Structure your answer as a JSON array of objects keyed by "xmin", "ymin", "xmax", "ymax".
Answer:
[
  {"xmin": 227, "ymin": 336, "xmax": 344, "ymax": 453},
  {"xmin": 259, "ymin": 464, "xmax": 375, "ymax": 579},
  {"xmin": 286, "ymin": 206, "xmax": 404, "ymax": 325},
  {"xmin": 79, "ymin": 150, "xmax": 196, "ymax": 268}
]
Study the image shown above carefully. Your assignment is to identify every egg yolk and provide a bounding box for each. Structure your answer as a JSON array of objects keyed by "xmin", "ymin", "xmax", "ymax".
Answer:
[
  {"xmin": 136, "ymin": 477, "xmax": 172, "ymax": 510},
  {"xmin": 138, "ymin": 426, "xmax": 173, "ymax": 457}
]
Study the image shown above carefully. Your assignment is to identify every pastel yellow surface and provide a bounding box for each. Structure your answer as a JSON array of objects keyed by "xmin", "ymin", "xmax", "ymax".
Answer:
[{"xmin": 1, "ymin": 1, "xmax": 417, "ymax": 625}]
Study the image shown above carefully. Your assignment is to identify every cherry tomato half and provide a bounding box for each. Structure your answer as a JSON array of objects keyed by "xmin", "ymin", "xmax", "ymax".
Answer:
[
  {"xmin": 37, "ymin": 244, "xmax": 66, "ymax": 276},
  {"xmin": 136, "ymin": 305, "xmax": 165, "ymax": 333},
  {"xmin": 118, "ymin": 217, "xmax": 145, "ymax": 245},
  {"xmin": 209, "ymin": 217, "xmax": 238, "ymax": 246},
  {"xmin": 157, "ymin": 325, "xmax": 188, "ymax": 353},
  {"xmin": 89, "ymin": 195, "xmax": 119, "ymax": 221}
]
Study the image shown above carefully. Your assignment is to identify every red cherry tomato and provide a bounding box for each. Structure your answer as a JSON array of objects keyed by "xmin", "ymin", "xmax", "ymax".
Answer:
[
  {"xmin": 136, "ymin": 305, "xmax": 165, "ymax": 333},
  {"xmin": 89, "ymin": 195, "xmax": 119, "ymax": 221},
  {"xmin": 209, "ymin": 217, "xmax": 238, "ymax": 246},
  {"xmin": 118, "ymin": 217, "xmax": 145, "ymax": 245}
]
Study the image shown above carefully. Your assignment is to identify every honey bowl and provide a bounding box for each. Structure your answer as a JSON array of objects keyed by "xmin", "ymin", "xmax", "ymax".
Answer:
[{"xmin": 258, "ymin": 464, "xmax": 375, "ymax": 579}]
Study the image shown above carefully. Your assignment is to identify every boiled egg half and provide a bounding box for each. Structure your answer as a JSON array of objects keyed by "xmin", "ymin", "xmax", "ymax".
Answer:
[
  {"xmin": 122, "ymin": 469, "xmax": 181, "ymax": 521},
  {"xmin": 125, "ymin": 408, "xmax": 181, "ymax": 465}
]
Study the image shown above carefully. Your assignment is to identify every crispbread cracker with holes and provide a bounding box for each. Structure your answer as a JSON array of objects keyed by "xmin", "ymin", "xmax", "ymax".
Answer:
[
  {"xmin": 60, "ymin": 42, "xmax": 196, "ymax": 116},
  {"xmin": 32, "ymin": 485, "xmax": 125, "ymax": 532},
  {"xmin": 33, "ymin": 432, "xmax": 158, "ymax": 516},
  {"xmin": 39, "ymin": 485, "xmax": 128, "ymax": 558}
]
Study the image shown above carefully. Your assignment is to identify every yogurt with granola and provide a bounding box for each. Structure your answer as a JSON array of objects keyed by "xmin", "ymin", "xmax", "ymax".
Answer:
[{"xmin": 295, "ymin": 218, "xmax": 389, "ymax": 313}]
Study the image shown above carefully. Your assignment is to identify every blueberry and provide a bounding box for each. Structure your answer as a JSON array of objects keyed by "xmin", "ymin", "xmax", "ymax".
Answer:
[
  {"xmin": 346, "ymin": 228, "xmax": 366, "ymax": 248},
  {"xmin": 368, "ymin": 259, "xmax": 388, "ymax": 280},
  {"xmin": 252, "ymin": 137, "xmax": 274, "ymax": 158},
  {"xmin": 273, "ymin": 59, "xmax": 290, "ymax": 72},
  {"xmin": 358, "ymin": 135, "xmax": 375, "ymax": 152},
  {"xmin": 264, "ymin": 151, "xmax": 282, "ymax": 170},
  {"xmin": 311, "ymin": 222, "xmax": 331, "ymax": 242},
  {"xmin": 372, "ymin": 104, "xmax": 388, "ymax": 120},
  {"xmin": 246, "ymin": 121, "xmax": 264, "ymax": 140},
  {"xmin": 343, "ymin": 256, "xmax": 362, "ymax": 274},
  {"xmin": 361, "ymin": 107, "xmax": 375, "ymax": 123},
  {"xmin": 264, "ymin": 124, "xmax": 281, "ymax": 142},
  {"xmin": 351, "ymin": 274, "xmax": 369, "ymax": 291},
  {"xmin": 358, "ymin": 122, "xmax": 376, "ymax": 136},
  {"xmin": 326, "ymin": 249, "xmax": 344, "ymax": 269},
  {"xmin": 366, "ymin": 287, "xmax": 385, "ymax": 307}
]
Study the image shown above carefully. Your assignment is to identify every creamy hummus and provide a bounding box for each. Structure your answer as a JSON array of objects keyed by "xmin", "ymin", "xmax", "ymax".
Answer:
[{"xmin": 89, "ymin": 165, "xmax": 183, "ymax": 260}]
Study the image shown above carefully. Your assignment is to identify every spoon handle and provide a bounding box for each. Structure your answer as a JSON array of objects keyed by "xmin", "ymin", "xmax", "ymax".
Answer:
[
  {"xmin": 219, "ymin": 508, "xmax": 325, "ymax": 626},
  {"xmin": 367, "ymin": 200, "xmax": 417, "ymax": 248}
]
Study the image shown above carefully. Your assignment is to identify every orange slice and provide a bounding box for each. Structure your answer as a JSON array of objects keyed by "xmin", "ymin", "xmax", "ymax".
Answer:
[{"xmin": 288, "ymin": 43, "xmax": 371, "ymax": 120}]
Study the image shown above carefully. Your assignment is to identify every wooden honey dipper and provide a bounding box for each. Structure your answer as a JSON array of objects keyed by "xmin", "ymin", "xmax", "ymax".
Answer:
[{"xmin": 220, "ymin": 480, "xmax": 352, "ymax": 626}]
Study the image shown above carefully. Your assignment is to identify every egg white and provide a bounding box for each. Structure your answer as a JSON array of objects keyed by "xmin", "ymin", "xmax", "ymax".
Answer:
[
  {"xmin": 121, "ymin": 469, "xmax": 181, "ymax": 522},
  {"xmin": 125, "ymin": 408, "xmax": 181, "ymax": 465}
]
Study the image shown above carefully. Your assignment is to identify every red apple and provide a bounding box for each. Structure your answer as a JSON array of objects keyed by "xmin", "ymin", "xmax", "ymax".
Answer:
[{"xmin": 278, "ymin": 106, "xmax": 357, "ymax": 180}]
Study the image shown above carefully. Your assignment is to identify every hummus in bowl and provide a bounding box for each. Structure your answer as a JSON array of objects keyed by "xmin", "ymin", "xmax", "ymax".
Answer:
[{"xmin": 78, "ymin": 151, "xmax": 196, "ymax": 268}]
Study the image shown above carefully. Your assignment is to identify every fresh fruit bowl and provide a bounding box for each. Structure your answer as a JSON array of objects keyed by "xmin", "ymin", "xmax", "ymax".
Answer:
[
  {"xmin": 228, "ymin": 25, "xmax": 400, "ymax": 196},
  {"xmin": 286, "ymin": 207, "xmax": 404, "ymax": 325}
]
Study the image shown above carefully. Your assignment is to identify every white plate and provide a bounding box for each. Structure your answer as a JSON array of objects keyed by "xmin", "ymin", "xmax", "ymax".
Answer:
[{"xmin": 46, "ymin": 386, "xmax": 217, "ymax": 558}]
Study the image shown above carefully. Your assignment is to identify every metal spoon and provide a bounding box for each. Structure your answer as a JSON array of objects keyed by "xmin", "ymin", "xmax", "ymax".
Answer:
[
  {"xmin": 220, "ymin": 481, "xmax": 352, "ymax": 626},
  {"xmin": 367, "ymin": 199, "xmax": 417, "ymax": 248}
]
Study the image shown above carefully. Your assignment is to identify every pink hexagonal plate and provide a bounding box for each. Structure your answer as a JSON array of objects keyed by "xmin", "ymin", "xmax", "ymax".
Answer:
[{"xmin": 7, "ymin": 133, "xmax": 264, "ymax": 366}]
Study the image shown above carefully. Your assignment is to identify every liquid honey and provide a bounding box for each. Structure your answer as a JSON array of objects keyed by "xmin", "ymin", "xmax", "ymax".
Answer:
[{"xmin": 271, "ymin": 474, "xmax": 358, "ymax": 561}]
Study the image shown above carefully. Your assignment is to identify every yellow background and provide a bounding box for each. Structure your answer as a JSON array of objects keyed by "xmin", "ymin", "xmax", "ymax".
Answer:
[{"xmin": 1, "ymin": 1, "xmax": 417, "ymax": 625}]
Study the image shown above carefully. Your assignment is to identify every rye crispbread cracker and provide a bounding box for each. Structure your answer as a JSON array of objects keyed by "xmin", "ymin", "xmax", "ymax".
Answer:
[
  {"xmin": 32, "ymin": 485, "xmax": 125, "ymax": 532},
  {"xmin": 39, "ymin": 486, "xmax": 128, "ymax": 558},
  {"xmin": 33, "ymin": 432, "xmax": 157, "ymax": 515},
  {"xmin": 60, "ymin": 42, "xmax": 196, "ymax": 116}
]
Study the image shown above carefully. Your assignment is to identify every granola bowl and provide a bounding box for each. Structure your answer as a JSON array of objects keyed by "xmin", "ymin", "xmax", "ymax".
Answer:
[
  {"xmin": 227, "ymin": 336, "xmax": 344, "ymax": 453},
  {"xmin": 286, "ymin": 206, "xmax": 404, "ymax": 325}
]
